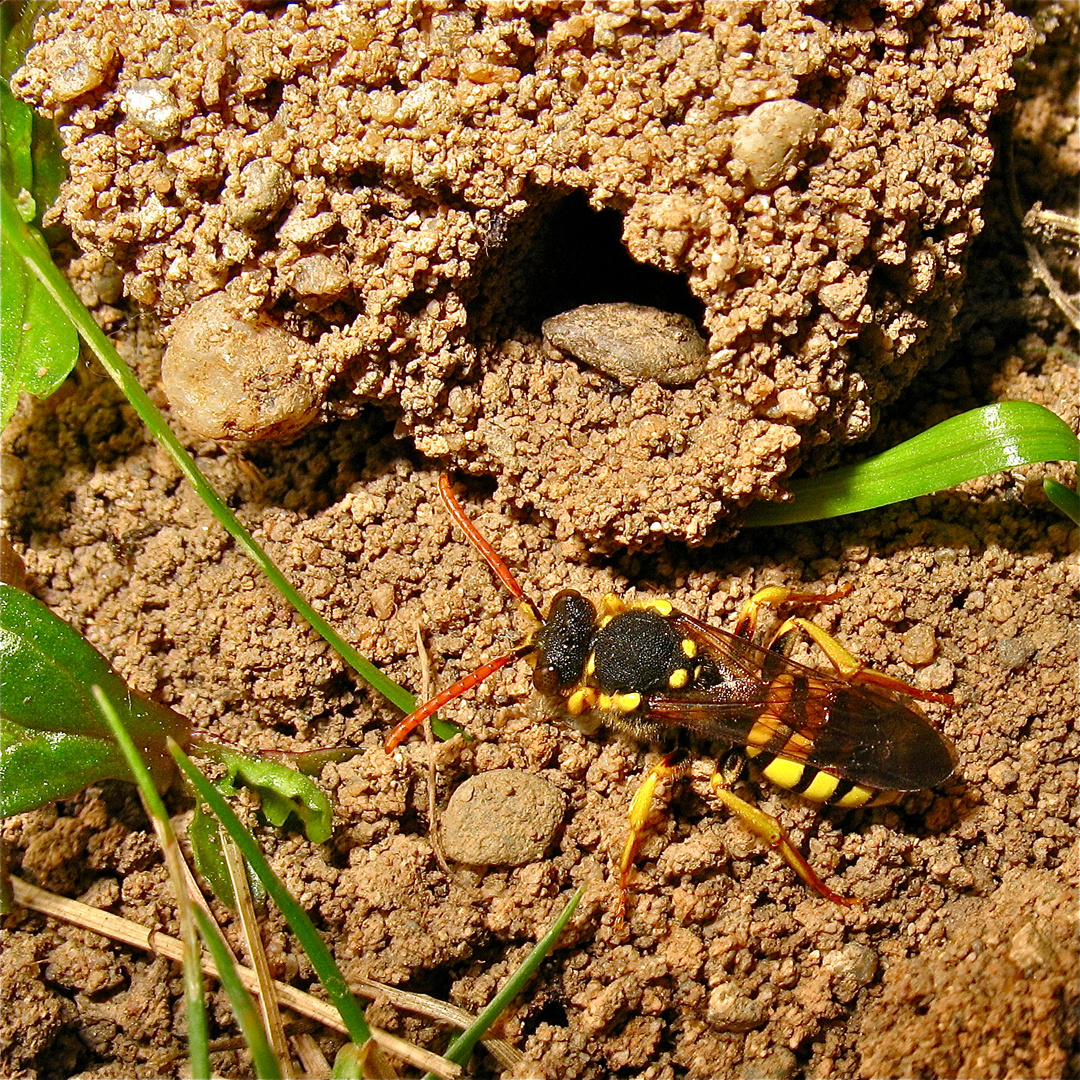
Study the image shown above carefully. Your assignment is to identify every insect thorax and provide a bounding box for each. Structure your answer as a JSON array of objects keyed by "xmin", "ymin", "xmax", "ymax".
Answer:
[{"xmin": 531, "ymin": 593, "xmax": 717, "ymax": 728}]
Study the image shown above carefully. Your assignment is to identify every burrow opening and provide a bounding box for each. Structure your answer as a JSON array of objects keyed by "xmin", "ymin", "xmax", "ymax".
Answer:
[{"xmin": 467, "ymin": 189, "xmax": 705, "ymax": 341}]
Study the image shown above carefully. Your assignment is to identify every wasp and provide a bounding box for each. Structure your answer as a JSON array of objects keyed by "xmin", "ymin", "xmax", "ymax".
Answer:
[{"xmin": 387, "ymin": 475, "xmax": 957, "ymax": 916}]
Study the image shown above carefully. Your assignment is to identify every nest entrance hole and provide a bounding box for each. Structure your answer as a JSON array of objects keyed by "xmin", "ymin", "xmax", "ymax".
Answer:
[{"xmin": 468, "ymin": 189, "xmax": 704, "ymax": 340}]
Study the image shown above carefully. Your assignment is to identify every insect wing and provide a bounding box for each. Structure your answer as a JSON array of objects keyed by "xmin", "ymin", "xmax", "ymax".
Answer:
[{"xmin": 646, "ymin": 610, "xmax": 956, "ymax": 792}]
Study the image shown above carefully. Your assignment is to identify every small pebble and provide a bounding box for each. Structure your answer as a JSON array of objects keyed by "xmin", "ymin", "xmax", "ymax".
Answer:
[
  {"xmin": 995, "ymin": 634, "xmax": 1036, "ymax": 671},
  {"xmin": 542, "ymin": 303, "xmax": 710, "ymax": 387},
  {"xmin": 289, "ymin": 254, "xmax": 350, "ymax": 300},
  {"xmin": 46, "ymin": 31, "xmax": 115, "ymax": 102},
  {"xmin": 123, "ymin": 79, "xmax": 182, "ymax": 141},
  {"xmin": 706, "ymin": 983, "xmax": 766, "ymax": 1032},
  {"xmin": 1008, "ymin": 921, "xmax": 1058, "ymax": 975},
  {"xmin": 227, "ymin": 158, "xmax": 293, "ymax": 229},
  {"xmin": 369, "ymin": 583, "xmax": 396, "ymax": 621},
  {"xmin": 90, "ymin": 260, "xmax": 124, "ymax": 305},
  {"xmin": 439, "ymin": 769, "xmax": 565, "ymax": 866},
  {"xmin": 162, "ymin": 291, "xmax": 317, "ymax": 442},
  {"xmin": 899, "ymin": 623, "xmax": 937, "ymax": 666},
  {"xmin": 823, "ymin": 942, "xmax": 878, "ymax": 1002},
  {"xmin": 987, "ymin": 761, "xmax": 1018, "ymax": 788},
  {"xmin": 729, "ymin": 99, "xmax": 826, "ymax": 190},
  {"xmin": 739, "ymin": 1049, "xmax": 799, "ymax": 1080}
]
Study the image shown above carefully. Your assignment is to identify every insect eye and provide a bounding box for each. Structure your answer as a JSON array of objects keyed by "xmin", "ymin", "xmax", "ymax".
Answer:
[
  {"xmin": 532, "ymin": 664, "xmax": 562, "ymax": 694},
  {"xmin": 549, "ymin": 588, "xmax": 581, "ymax": 605}
]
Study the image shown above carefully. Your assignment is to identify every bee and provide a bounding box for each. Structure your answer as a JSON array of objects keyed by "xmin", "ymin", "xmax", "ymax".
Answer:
[{"xmin": 387, "ymin": 476, "xmax": 957, "ymax": 915}]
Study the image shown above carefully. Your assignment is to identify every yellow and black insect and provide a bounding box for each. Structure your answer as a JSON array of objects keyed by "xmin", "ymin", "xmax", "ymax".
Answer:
[{"xmin": 387, "ymin": 475, "xmax": 957, "ymax": 915}]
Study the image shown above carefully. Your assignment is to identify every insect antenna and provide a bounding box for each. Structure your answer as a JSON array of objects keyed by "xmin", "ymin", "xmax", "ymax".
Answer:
[
  {"xmin": 384, "ymin": 643, "xmax": 533, "ymax": 751},
  {"xmin": 384, "ymin": 476, "xmax": 543, "ymax": 752},
  {"xmin": 437, "ymin": 474, "xmax": 543, "ymax": 622}
]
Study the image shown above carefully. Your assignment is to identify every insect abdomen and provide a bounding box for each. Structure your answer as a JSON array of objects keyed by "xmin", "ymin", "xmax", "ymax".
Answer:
[{"xmin": 746, "ymin": 748, "xmax": 876, "ymax": 808}]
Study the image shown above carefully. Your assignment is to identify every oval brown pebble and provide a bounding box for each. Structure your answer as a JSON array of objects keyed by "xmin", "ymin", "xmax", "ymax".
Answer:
[
  {"xmin": 162, "ymin": 292, "xmax": 317, "ymax": 442},
  {"xmin": 226, "ymin": 158, "xmax": 293, "ymax": 230},
  {"xmin": 440, "ymin": 768, "xmax": 565, "ymax": 866},
  {"xmin": 542, "ymin": 302, "xmax": 710, "ymax": 387}
]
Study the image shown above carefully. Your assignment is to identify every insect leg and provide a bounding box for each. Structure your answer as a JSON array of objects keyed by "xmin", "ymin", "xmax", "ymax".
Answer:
[
  {"xmin": 617, "ymin": 748, "xmax": 688, "ymax": 924},
  {"xmin": 733, "ymin": 583, "xmax": 853, "ymax": 640},
  {"xmin": 709, "ymin": 763, "xmax": 860, "ymax": 906},
  {"xmin": 767, "ymin": 616, "xmax": 953, "ymax": 706}
]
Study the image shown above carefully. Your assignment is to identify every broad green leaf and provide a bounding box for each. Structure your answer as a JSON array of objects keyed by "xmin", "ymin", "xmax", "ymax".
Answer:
[
  {"xmin": 745, "ymin": 402, "xmax": 1080, "ymax": 526},
  {"xmin": 0, "ymin": 717, "xmax": 134, "ymax": 816},
  {"xmin": 1, "ymin": 229, "xmax": 79, "ymax": 428},
  {"xmin": 29, "ymin": 112, "xmax": 66, "ymax": 228},
  {"xmin": 0, "ymin": 582, "xmax": 188, "ymax": 752},
  {"xmin": 0, "ymin": 80, "xmax": 34, "ymax": 212},
  {"xmin": 189, "ymin": 800, "xmax": 239, "ymax": 907},
  {"xmin": 2, "ymin": 46, "xmax": 68, "ymax": 230},
  {"xmin": 1, "ymin": 82, "xmax": 77, "ymax": 430},
  {"xmin": 197, "ymin": 743, "xmax": 333, "ymax": 845}
]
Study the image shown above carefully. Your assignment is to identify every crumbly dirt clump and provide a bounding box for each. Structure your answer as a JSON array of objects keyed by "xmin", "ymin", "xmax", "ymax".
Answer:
[{"xmin": 14, "ymin": 0, "xmax": 1031, "ymax": 547}]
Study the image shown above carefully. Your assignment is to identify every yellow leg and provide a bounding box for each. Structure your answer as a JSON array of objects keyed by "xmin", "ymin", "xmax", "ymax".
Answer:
[
  {"xmin": 734, "ymin": 583, "xmax": 853, "ymax": 640},
  {"xmin": 709, "ymin": 769, "xmax": 861, "ymax": 906},
  {"xmin": 769, "ymin": 615, "xmax": 953, "ymax": 705},
  {"xmin": 617, "ymin": 751, "xmax": 684, "ymax": 924},
  {"xmin": 738, "ymin": 585, "xmax": 952, "ymax": 706}
]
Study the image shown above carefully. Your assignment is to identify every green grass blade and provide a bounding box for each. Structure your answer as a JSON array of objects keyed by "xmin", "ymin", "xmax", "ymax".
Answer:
[
  {"xmin": 91, "ymin": 686, "xmax": 211, "ymax": 1080},
  {"xmin": 425, "ymin": 884, "xmax": 585, "ymax": 1078},
  {"xmin": 1, "ymin": 186, "xmax": 415, "ymax": 716},
  {"xmin": 744, "ymin": 402, "xmax": 1079, "ymax": 526},
  {"xmin": 330, "ymin": 1043, "xmax": 366, "ymax": 1079},
  {"xmin": 1043, "ymin": 478, "xmax": 1079, "ymax": 524},
  {"xmin": 169, "ymin": 739, "xmax": 373, "ymax": 1050},
  {"xmin": 191, "ymin": 906, "xmax": 283, "ymax": 1080}
]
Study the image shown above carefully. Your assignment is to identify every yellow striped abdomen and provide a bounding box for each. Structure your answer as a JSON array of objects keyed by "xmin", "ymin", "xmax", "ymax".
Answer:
[{"xmin": 745, "ymin": 747, "xmax": 876, "ymax": 808}]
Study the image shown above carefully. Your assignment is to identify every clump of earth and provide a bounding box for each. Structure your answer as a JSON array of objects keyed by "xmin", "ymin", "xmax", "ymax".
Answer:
[{"xmin": 14, "ymin": 0, "xmax": 1031, "ymax": 547}]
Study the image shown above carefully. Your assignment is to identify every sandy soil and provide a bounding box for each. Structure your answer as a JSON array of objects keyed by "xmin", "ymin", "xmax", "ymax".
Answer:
[
  {"xmin": 2, "ymin": 4, "xmax": 1077, "ymax": 1079},
  {"xmin": 11, "ymin": 0, "xmax": 1035, "ymax": 548}
]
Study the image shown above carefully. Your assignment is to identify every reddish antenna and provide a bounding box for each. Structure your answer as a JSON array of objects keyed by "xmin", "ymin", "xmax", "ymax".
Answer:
[
  {"xmin": 435, "ymin": 474, "xmax": 542, "ymax": 621},
  {"xmin": 384, "ymin": 475, "xmax": 542, "ymax": 752}
]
